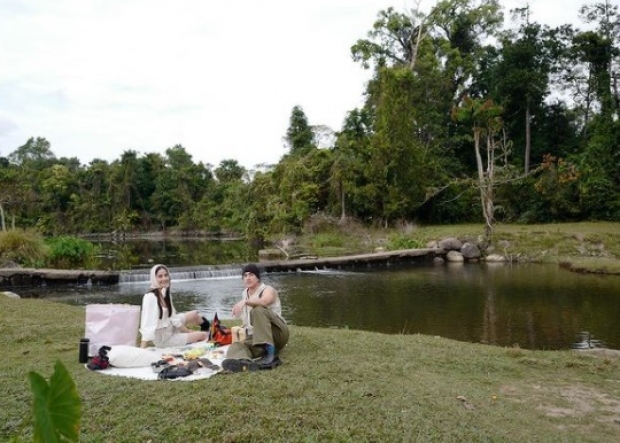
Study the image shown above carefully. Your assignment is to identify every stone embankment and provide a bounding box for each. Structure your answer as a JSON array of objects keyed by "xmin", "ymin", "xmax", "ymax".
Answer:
[{"xmin": 0, "ymin": 268, "xmax": 119, "ymax": 288}]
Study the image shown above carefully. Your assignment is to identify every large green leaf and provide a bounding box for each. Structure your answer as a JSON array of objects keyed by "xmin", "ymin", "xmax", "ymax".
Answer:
[{"xmin": 28, "ymin": 360, "xmax": 81, "ymax": 443}]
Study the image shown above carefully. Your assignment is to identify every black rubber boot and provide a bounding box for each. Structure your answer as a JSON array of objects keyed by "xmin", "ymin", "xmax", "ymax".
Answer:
[{"xmin": 258, "ymin": 344, "xmax": 277, "ymax": 368}]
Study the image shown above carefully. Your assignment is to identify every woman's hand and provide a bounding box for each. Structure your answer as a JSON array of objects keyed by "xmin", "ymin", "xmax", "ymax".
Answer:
[{"xmin": 232, "ymin": 299, "xmax": 246, "ymax": 317}]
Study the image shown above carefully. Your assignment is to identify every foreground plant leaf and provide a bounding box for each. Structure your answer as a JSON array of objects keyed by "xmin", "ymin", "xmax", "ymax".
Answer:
[{"xmin": 28, "ymin": 360, "xmax": 81, "ymax": 442}]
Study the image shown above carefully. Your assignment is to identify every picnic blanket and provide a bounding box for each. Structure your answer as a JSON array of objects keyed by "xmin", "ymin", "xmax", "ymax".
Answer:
[{"xmin": 89, "ymin": 342, "xmax": 229, "ymax": 381}]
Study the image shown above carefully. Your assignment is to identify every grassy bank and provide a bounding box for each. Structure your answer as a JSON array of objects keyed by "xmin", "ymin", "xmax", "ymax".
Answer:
[
  {"xmin": 2, "ymin": 296, "xmax": 620, "ymax": 442},
  {"xmin": 298, "ymin": 221, "xmax": 620, "ymax": 275}
]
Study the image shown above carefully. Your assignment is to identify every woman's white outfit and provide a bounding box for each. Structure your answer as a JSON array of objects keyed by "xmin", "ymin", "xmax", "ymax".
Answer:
[{"xmin": 139, "ymin": 264, "xmax": 188, "ymax": 348}]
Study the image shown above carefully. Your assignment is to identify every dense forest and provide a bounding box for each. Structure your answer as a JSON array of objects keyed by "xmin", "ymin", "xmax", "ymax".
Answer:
[{"xmin": 1, "ymin": 0, "xmax": 619, "ymax": 242}]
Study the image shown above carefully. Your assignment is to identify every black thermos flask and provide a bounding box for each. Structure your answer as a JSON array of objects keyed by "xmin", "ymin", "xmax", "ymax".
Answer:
[{"xmin": 79, "ymin": 338, "xmax": 90, "ymax": 363}]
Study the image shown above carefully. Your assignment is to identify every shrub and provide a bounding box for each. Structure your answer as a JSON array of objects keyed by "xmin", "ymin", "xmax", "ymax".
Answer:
[
  {"xmin": 45, "ymin": 236, "xmax": 100, "ymax": 269},
  {"xmin": 0, "ymin": 229, "xmax": 49, "ymax": 267},
  {"xmin": 388, "ymin": 234, "xmax": 424, "ymax": 250},
  {"xmin": 311, "ymin": 233, "xmax": 344, "ymax": 248}
]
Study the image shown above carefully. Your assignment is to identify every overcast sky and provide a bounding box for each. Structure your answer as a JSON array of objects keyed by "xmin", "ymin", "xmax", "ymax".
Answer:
[{"xmin": 0, "ymin": 0, "xmax": 592, "ymax": 169}]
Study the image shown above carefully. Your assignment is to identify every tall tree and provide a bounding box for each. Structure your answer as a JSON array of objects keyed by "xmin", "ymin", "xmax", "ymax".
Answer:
[
  {"xmin": 8, "ymin": 137, "xmax": 56, "ymax": 167},
  {"xmin": 332, "ymin": 109, "xmax": 373, "ymax": 220},
  {"xmin": 215, "ymin": 159, "xmax": 246, "ymax": 184},
  {"xmin": 285, "ymin": 106, "xmax": 314, "ymax": 156},
  {"xmin": 569, "ymin": 1, "xmax": 620, "ymax": 219},
  {"xmin": 491, "ymin": 6, "xmax": 554, "ymax": 173},
  {"xmin": 109, "ymin": 150, "xmax": 141, "ymax": 232}
]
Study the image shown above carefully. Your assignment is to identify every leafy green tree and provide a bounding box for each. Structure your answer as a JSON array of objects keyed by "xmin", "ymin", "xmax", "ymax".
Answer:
[
  {"xmin": 245, "ymin": 169, "xmax": 278, "ymax": 243},
  {"xmin": 568, "ymin": 1, "xmax": 620, "ymax": 219},
  {"xmin": 189, "ymin": 159, "xmax": 247, "ymax": 233},
  {"xmin": 67, "ymin": 159, "xmax": 113, "ymax": 233},
  {"xmin": 366, "ymin": 67, "xmax": 438, "ymax": 223},
  {"xmin": 351, "ymin": 7, "xmax": 415, "ymax": 69},
  {"xmin": 349, "ymin": 1, "xmax": 505, "ymax": 225},
  {"xmin": 0, "ymin": 160, "xmax": 19, "ymax": 230},
  {"xmin": 108, "ymin": 150, "xmax": 141, "ymax": 231},
  {"xmin": 268, "ymin": 148, "xmax": 333, "ymax": 232},
  {"xmin": 490, "ymin": 7, "xmax": 554, "ymax": 173},
  {"xmin": 285, "ymin": 106, "xmax": 314, "ymax": 156},
  {"xmin": 36, "ymin": 163, "xmax": 80, "ymax": 233},
  {"xmin": 151, "ymin": 145, "xmax": 213, "ymax": 230},
  {"xmin": 215, "ymin": 159, "xmax": 246, "ymax": 184},
  {"xmin": 8, "ymin": 137, "xmax": 56, "ymax": 167},
  {"xmin": 331, "ymin": 109, "xmax": 373, "ymax": 220},
  {"xmin": 5, "ymin": 138, "xmax": 58, "ymax": 230}
]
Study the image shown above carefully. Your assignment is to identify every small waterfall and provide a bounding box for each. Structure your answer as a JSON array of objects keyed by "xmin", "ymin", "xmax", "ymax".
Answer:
[
  {"xmin": 571, "ymin": 331, "xmax": 606, "ymax": 350},
  {"xmin": 119, "ymin": 265, "xmax": 242, "ymax": 284}
]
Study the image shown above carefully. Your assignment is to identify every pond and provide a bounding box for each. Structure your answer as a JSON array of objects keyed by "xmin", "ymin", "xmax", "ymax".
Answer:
[{"xmin": 23, "ymin": 245, "xmax": 620, "ymax": 351}]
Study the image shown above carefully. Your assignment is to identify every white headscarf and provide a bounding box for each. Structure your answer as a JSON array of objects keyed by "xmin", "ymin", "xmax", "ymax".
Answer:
[{"xmin": 149, "ymin": 264, "xmax": 170, "ymax": 290}]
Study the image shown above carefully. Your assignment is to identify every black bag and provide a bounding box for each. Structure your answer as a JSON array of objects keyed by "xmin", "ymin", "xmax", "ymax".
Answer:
[
  {"xmin": 87, "ymin": 345, "xmax": 111, "ymax": 371},
  {"xmin": 157, "ymin": 365, "xmax": 193, "ymax": 380}
]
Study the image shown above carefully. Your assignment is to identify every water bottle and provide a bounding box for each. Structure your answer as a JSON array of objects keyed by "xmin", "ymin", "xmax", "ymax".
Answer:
[{"xmin": 79, "ymin": 338, "xmax": 90, "ymax": 363}]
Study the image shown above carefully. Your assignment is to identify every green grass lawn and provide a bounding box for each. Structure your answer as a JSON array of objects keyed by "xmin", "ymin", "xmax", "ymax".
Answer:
[{"xmin": 2, "ymin": 296, "xmax": 620, "ymax": 443}]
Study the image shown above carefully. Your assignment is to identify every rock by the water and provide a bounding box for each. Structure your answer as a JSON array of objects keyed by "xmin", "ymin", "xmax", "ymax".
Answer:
[
  {"xmin": 485, "ymin": 254, "xmax": 506, "ymax": 263},
  {"xmin": 446, "ymin": 250, "xmax": 464, "ymax": 262},
  {"xmin": 460, "ymin": 242, "xmax": 481, "ymax": 259},
  {"xmin": 439, "ymin": 238, "xmax": 463, "ymax": 251}
]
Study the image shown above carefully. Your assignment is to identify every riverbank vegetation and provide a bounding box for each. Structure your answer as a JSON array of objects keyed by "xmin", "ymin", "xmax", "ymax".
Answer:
[
  {"xmin": 2, "ymin": 296, "xmax": 619, "ymax": 442},
  {"xmin": 2, "ymin": 219, "xmax": 620, "ymax": 275},
  {"xmin": 1, "ymin": 1, "xmax": 619, "ymax": 248}
]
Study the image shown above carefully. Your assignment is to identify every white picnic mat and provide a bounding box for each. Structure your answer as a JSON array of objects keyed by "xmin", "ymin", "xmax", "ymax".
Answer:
[{"xmin": 90, "ymin": 343, "xmax": 230, "ymax": 381}]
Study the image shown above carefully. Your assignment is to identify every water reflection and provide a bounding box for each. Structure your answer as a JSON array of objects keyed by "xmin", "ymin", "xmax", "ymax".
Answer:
[{"xmin": 23, "ymin": 262, "xmax": 620, "ymax": 351}]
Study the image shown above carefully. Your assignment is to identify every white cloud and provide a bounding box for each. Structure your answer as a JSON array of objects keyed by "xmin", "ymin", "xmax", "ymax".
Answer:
[{"xmin": 0, "ymin": 0, "xmax": 590, "ymax": 169}]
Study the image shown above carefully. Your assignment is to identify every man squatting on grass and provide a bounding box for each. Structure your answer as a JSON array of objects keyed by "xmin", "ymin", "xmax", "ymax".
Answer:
[{"xmin": 222, "ymin": 264, "xmax": 290, "ymax": 373}]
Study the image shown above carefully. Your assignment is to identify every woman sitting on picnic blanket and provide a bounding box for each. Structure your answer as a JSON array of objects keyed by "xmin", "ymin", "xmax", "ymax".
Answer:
[
  {"xmin": 139, "ymin": 264, "xmax": 210, "ymax": 348},
  {"xmin": 222, "ymin": 263, "xmax": 289, "ymax": 373}
]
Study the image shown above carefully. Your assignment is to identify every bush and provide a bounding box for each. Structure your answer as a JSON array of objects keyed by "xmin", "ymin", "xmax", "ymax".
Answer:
[
  {"xmin": 388, "ymin": 234, "xmax": 425, "ymax": 250},
  {"xmin": 45, "ymin": 236, "xmax": 100, "ymax": 269},
  {"xmin": 0, "ymin": 229, "xmax": 49, "ymax": 267},
  {"xmin": 311, "ymin": 233, "xmax": 344, "ymax": 248}
]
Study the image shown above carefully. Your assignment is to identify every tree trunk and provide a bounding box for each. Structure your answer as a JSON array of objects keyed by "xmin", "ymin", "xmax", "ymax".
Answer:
[
  {"xmin": 340, "ymin": 182, "xmax": 346, "ymax": 221},
  {"xmin": 0, "ymin": 202, "xmax": 5, "ymax": 231},
  {"xmin": 473, "ymin": 130, "xmax": 493, "ymax": 241},
  {"xmin": 525, "ymin": 101, "xmax": 531, "ymax": 174}
]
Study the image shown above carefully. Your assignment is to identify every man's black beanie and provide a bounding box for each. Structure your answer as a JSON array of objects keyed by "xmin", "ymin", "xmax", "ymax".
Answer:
[{"xmin": 242, "ymin": 263, "xmax": 261, "ymax": 280}]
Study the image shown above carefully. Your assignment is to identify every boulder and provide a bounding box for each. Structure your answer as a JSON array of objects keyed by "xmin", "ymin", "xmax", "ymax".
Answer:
[
  {"xmin": 460, "ymin": 242, "xmax": 481, "ymax": 259},
  {"xmin": 485, "ymin": 254, "xmax": 506, "ymax": 263},
  {"xmin": 446, "ymin": 250, "xmax": 464, "ymax": 262},
  {"xmin": 439, "ymin": 237, "xmax": 463, "ymax": 251}
]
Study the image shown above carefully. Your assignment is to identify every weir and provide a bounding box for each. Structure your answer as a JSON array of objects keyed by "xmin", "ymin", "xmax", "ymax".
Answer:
[
  {"xmin": 119, "ymin": 265, "xmax": 242, "ymax": 284},
  {"xmin": 120, "ymin": 247, "xmax": 444, "ymax": 284}
]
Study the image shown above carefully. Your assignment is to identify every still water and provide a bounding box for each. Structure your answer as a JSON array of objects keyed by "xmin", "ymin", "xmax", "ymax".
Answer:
[{"xmin": 30, "ymin": 260, "xmax": 620, "ymax": 351}]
